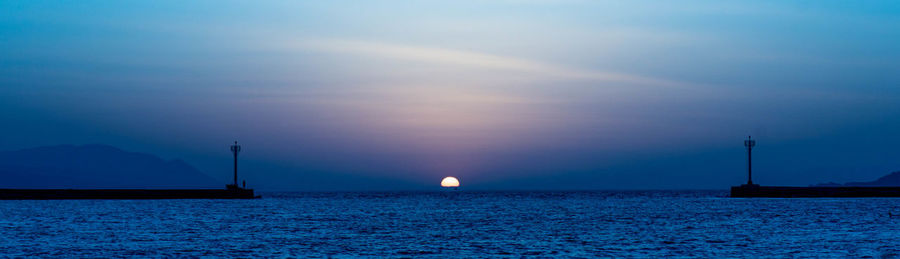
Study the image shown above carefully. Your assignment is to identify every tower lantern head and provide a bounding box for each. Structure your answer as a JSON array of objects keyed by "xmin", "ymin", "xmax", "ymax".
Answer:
[
  {"xmin": 230, "ymin": 141, "xmax": 241, "ymax": 154},
  {"xmin": 744, "ymin": 136, "xmax": 755, "ymax": 148}
]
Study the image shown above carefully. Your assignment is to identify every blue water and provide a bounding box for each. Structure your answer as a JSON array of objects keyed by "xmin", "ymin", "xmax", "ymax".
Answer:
[{"xmin": 1, "ymin": 191, "xmax": 899, "ymax": 257}]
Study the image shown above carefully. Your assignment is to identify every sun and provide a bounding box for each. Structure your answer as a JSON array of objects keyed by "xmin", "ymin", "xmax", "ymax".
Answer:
[{"xmin": 440, "ymin": 177, "xmax": 460, "ymax": 188}]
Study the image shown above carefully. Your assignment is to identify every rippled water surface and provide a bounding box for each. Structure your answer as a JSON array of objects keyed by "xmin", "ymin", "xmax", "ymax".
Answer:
[{"xmin": 2, "ymin": 191, "xmax": 900, "ymax": 257}]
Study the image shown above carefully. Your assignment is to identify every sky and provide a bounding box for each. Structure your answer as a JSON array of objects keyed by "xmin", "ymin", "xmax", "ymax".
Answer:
[{"xmin": 1, "ymin": 0, "xmax": 899, "ymax": 190}]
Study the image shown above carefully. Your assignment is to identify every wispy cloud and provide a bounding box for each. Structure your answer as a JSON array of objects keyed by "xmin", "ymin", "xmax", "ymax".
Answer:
[{"xmin": 283, "ymin": 38, "xmax": 690, "ymax": 87}]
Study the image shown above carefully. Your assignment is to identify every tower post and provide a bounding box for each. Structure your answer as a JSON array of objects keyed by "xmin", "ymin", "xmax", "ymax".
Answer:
[
  {"xmin": 230, "ymin": 141, "xmax": 241, "ymax": 188},
  {"xmin": 744, "ymin": 136, "xmax": 756, "ymax": 185}
]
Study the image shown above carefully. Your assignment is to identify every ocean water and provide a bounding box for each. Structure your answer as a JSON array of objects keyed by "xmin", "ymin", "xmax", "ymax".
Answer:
[{"xmin": 1, "ymin": 191, "xmax": 900, "ymax": 258}]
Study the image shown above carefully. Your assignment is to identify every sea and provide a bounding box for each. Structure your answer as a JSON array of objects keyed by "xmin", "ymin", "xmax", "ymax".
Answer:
[{"xmin": 2, "ymin": 191, "xmax": 899, "ymax": 258}]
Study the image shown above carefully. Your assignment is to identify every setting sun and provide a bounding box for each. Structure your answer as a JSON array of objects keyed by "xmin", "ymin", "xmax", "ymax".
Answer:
[{"xmin": 440, "ymin": 177, "xmax": 460, "ymax": 188}]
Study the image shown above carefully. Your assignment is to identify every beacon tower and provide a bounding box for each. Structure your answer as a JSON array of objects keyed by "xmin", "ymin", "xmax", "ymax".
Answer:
[
  {"xmin": 744, "ymin": 136, "xmax": 756, "ymax": 185},
  {"xmin": 230, "ymin": 141, "xmax": 241, "ymax": 189}
]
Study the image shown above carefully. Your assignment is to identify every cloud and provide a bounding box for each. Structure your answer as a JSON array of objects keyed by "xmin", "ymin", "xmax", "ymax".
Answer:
[{"xmin": 285, "ymin": 38, "xmax": 690, "ymax": 87}]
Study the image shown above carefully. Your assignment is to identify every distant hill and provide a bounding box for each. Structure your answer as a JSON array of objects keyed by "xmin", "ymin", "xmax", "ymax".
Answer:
[
  {"xmin": 0, "ymin": 145, "xmax": 220, "ymax": 189},
  {"xmin": 814, "ymin": 171, "xmax": 900, "ymax": 187}
]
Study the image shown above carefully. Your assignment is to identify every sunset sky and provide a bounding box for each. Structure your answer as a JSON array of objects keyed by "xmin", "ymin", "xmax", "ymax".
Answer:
[{"xmin": 2, "ymin": 1, "xmax": 899, "ymax": 190}]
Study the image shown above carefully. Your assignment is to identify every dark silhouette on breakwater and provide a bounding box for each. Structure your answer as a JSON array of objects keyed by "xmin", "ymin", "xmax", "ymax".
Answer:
[
  {"xmin": 229, "ymin": 141, "xmax": 242, "ymax": 190},
  {"xmin": 731, "ymin": 137, "xmax": 900, "ymax": 198},
  {"xmin": 744, "ymin": 136, "xmax": 756, "ymax": 185},
  {"xmin": 0, "ymin": 142, "xmax": 257, "ymax": 199}
]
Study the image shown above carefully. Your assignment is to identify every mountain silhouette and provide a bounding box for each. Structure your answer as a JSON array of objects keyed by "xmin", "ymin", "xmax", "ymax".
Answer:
[
  {"xmin": 814, "ymin": 171, "xmax": 900, "ymax": 187},
  {"xmin": 0, "ymin": 145, "xmax": 219, "ymax": 189},
  {"xmin": 843, "ymin": 171, "xmax": 900, "ymax": 187}
]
